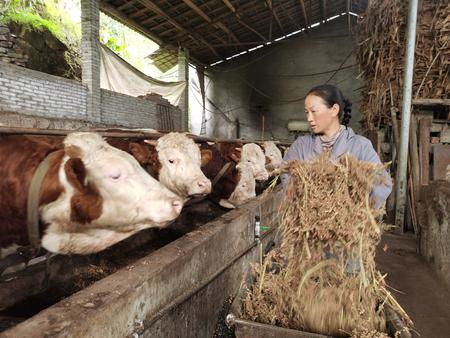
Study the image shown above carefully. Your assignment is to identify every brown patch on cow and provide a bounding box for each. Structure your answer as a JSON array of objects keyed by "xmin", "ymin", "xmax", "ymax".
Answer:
[
  {"xmin": 201, "ymin": 148, "xmax": 213, "ymax": 167},
  {"xmin": 130, "ymin": 142, "xmax": 161, "ymax": 178},
  {"xmin": 65, "ymin": 158, "xmax": 103, "ymax": 224},
  {"xmin": 0, "ymin": 135, "xmax": 64, "ymax": 247},
  {"xmin": 218, "ymin": 142, "xmax": 243, "ymax": 163},
  {"xmin": 106, "ymin": 138, "xmax": 161, "ymax": 178}
]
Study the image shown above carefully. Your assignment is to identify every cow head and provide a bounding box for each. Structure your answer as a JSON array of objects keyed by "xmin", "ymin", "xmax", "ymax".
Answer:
[
  {"xmin": 40, "ymin": 132, "xmax": 183, "ymax": 254},
  {"xmin": 219, "ymin": 162, "xmax": 256, "ymax": 209},
  {"xmin": 241, "ymin": 143, "xmax": 269, "ymax": 181},
  {"xmin": 263, "ymin": 141, "xmax": 283, "ymax": 172},
  {"xmin": 155, "ymin": 133, "xmax": 211, "ymax": 199}
]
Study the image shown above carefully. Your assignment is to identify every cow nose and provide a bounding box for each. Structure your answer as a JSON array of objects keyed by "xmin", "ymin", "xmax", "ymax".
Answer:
[
  {"xmin": 172, "ymin": 199, "xmax": 183, "ymax": 214},
  {"xmin": 197, "ymin": 179, "xmax": 212, "ymax": 193}
]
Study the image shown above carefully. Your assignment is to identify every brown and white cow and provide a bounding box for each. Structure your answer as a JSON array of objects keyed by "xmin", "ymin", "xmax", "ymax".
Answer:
[
  {"xmin": 107, "ymin": 133, "xmax": 211, "ymax": 201},
  {"xmin": 262, "ymin": 141, "xmax": 283, "ymax": 172},
  {"xmin": 0, "ymin": 132, "xmax": 183, "ymax": 256},
  {"xmin": 200, "ymin": 141, "xmax": 268, "ymax": 208}
]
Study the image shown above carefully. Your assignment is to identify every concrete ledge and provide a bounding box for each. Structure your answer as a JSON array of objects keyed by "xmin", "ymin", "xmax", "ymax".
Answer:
[{"xmin": 2, "ymin": 187, "xmax": 283, "ymax": 338}]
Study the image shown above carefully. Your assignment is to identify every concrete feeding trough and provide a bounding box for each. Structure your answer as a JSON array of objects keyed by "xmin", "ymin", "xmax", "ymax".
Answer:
[
  {"xmin": 1, "ymin": 187, "xmax": 283, "ymax": 337},
  {"xmin": 226, "ymin": 275, "xmax": 412, "ymax": 338}
]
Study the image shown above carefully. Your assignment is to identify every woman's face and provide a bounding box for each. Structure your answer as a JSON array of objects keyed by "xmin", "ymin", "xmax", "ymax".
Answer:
[{"xmin": 304, "ymin": 94, "xmax": 339, "ymax": 134}]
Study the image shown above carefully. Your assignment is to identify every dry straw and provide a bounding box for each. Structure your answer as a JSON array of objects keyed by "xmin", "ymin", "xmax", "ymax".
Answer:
[
  {"xmin": 242, "ymin": 155, "xmax": 412, "ymax": 337},
  {"xmin": 355, "ymin": 0, "xmax": 449, "ymax": 129}
]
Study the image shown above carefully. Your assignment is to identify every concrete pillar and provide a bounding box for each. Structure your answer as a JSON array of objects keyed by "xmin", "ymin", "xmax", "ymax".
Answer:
[
  {"xmin": 178, "ymin": 48, "xmax": 189, "ymax": 131},
  {"xmin": 80, "ymin": 0, "xmax": 101, "ymax": 122}
]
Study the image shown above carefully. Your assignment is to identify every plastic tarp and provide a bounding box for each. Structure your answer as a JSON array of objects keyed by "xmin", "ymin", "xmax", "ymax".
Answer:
[{"xmin": 100, "ymin": 44, "xmax": 186, "ymax": 106}]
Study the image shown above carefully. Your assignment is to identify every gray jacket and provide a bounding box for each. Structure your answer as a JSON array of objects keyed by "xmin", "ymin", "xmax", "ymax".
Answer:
[{"xmin": 282, "ymin": 127, "xmax": 392, "ymax": 208}]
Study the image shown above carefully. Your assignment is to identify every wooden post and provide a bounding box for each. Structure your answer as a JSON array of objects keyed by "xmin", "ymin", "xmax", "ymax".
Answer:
[
  {"xmin": 418, "ymin": 117, "xmax": 431, "ymax": 186},
  {"xmin": 409, "ymin": 116, "xmax": 420, "ymax": 198}
]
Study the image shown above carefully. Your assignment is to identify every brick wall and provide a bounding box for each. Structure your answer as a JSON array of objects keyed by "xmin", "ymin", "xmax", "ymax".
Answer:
[
  {"xmin": 0, "ymin": 62, "xmax": 87, "ymax": 120},
  {"xmin": 0, "ymin": 62, "xmax": 182, "ymax": 130}
]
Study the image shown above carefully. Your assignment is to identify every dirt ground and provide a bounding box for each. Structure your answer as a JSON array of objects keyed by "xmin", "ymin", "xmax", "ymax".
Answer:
[{"xmin": 376, "ymin": 232, "xmax": 450, "ymax": 338}]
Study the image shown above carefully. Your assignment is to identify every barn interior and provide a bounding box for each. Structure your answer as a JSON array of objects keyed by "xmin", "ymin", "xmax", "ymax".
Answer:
[{"xmin": 0, "ymin": 0, "xmax": 449, "ymax": 337}]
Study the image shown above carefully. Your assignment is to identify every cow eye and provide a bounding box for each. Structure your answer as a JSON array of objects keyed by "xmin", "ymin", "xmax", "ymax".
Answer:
[
  {"xmin": 168, "ymin": 159, "xmax": 175, "ymax": 164},
  {"xmin": 110, "ymin": 173, "xmax": 121, "ymax": 180},
  {"xmin": 247, "ymin": 160, "xmax": 251, "ymax": 163}
]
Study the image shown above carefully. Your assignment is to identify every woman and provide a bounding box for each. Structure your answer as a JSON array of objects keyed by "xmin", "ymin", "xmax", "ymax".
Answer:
[{"xmin": 282, "ymin": 84, "xmax": 392, "ymax": 209}]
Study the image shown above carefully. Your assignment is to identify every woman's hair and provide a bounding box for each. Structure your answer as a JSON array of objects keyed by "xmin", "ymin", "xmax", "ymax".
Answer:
[{"xmin": 306, "ymin": 84, "xmax": 352, "ymax": 127}]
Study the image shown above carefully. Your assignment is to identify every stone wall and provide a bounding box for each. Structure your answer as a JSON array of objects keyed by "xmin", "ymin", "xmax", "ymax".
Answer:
[
  {"xmin": 0, "ymin": 24, "xmax": 29, "ymax": 67},
  {"xmin": 419, "ymin": 181, "xmax": 450, "ymax": 287}
]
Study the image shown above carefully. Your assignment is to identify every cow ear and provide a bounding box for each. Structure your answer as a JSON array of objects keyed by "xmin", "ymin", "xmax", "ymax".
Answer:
[
  {"xmin": 65, "ymin": 145, "xmax": 82, "ymax": 159},
  {"xmin": 230, "ymin": 153, "xmax": 240, "ymax": 163},
  {"xmin": 129, "ymin": 142, "xmax": 149, "ymax": 165},
  {"xmin": 201, "ymin": 149, "xmax": 213, "ymax": 167},
  {"xmin": 65, "ymin": 158, "xmax": 87, "ymax": 191}
]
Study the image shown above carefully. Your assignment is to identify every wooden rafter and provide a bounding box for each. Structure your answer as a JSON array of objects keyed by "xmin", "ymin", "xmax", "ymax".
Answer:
[
  {"xmin": 210, "ymin": 41, "xmax": 268, "ymax": 47},
  {"xmin": 278, "ymin": 1, "xmax": 301, "ymax": 30},
  {"xmin": 181, "ymin": 0, "xmax": 240, "ymax": 43},
  {"xmin": 222, "ymin": 0, "xmax": 240, "ymax": 19},
  {"xmin": 134, "ymin": 0, "xmax": 221, "ymax": 58},
  {"xmin": 321, "ymin": 0, "xmax": 327, "ymax": 21},
  {"xmin": 265, "ymin": 0, "xmax": 284, "ymax": 36},
  {"xmin": 117, "ymin": 1, "xmax": 135, "ymax": 12},
  {"xmin": 221, "ymin": 0, "xmax": 267, "ymax": 42},
  {"xmin": 128, "ymin": 7, "xmax": 151, "ymax": 19},
  {"xmin": 99, "ymin": 1, "xmax": 205, "ymax": 66},
  {"xmin": 299, "ymin": 0, "xmax": 309, "ymax": 28},
  {"xmin": 99, "ymin": 1, "xmax": 163, "ymax": 45}
]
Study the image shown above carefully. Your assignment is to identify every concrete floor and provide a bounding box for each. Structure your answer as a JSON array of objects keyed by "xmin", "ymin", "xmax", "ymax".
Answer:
[{"xmin": 376, "ymin": 233, "xmax": 450, "ymax": 338}]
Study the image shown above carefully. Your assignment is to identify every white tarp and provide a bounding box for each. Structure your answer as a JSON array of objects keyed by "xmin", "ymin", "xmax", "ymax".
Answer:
[{"xmin": 99, "ymin": 44, "xmax": 186, "ymax": 106}]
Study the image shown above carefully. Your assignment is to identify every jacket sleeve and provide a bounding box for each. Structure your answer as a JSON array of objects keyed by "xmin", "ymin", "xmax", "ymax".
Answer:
[
  {"xmin": 280, "ymin": 138, "xmax": 303, "ymax": 186},
  {"xmin": 359, "ymin": 138, "xmax": 393, "ymax": 209}
]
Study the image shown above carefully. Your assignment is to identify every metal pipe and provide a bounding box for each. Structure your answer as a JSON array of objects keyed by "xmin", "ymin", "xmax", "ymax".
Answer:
[{"xmin": 395, "ymin": 0, "xmax": 419, "ymax": 229}]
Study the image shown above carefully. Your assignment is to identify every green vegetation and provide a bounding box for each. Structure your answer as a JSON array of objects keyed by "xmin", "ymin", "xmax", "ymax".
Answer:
[{"xmin": 0, "ymin": 0, "xmax": 176, "ymax": 80}]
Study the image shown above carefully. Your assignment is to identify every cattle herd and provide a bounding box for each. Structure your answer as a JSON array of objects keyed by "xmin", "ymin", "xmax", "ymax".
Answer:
[{"xmin": 0, "ymin": 132, "xmax": 286, "ymax": 264}]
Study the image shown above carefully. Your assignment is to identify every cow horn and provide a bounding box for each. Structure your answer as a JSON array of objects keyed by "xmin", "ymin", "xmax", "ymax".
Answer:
[
  {"xmin": 144, "ymin": 139, "xmax": 158, "ymax": 146},
  {"xmin": 235, "ymin": 147, "xmax": 242, "ymax": 152}
]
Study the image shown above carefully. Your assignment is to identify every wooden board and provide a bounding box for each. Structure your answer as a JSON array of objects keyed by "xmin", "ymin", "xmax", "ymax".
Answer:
[
  {"xmin": 432, "ymin": 144, "xmax": 450, "ymax": 180},
  {"xmin": 418, "ymin": 118, "xmax": 431, "ymax": 186},
  {"xmin": 233, "ymin": 318, "xmax": 330, "ymax": 338}
]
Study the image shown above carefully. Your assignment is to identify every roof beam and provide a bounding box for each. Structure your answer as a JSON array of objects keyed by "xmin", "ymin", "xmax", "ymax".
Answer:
[
  {"xmin": 210, "ymin": 41, "xmax": 267, "ymax": 47},
  {"xmin": 221, "ymin": 0, "xmax": 268, "ymax": 42},
  {"xmin": 135, "ymin": 0, "xmax": 221, "ymax": 58},
  {"xmin": 265, "ymin": 0, "xmax": 284, "ymax": 36},
  {"xmin": 298, "ymin": 0, "xmax": 309, "ymax": 28},
  {"xmin": 222, "ymin": 0, "xmax": 240, "ymax": 19},
  {"xmin": 321, "ymin": 0, "xmax": 327, "ymax": 21},
  {"xmin": 99, "ymin": 1, "xmax": 205, "ymax": 66},
  {"xmin": 181, "ymin": 0, "xmax": 240, "ymax": 43},
  {"xmin": 99, "ymin": 1, "xmax": 163, "ymax": 45}
]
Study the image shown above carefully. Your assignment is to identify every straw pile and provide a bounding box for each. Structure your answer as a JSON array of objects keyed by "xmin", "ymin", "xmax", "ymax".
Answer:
[
  {"xmin": 355, "ymin": 0, "xmax": 450, "ymax": 129},
  {"xmin": 241, "ymin": 155, "xmax": 411, "ymax": 337}
]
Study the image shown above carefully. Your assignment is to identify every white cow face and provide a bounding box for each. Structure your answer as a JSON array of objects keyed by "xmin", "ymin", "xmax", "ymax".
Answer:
[
  {"xmin": 219, "ymin": 162, "xmax": 256, "ymax": 209},
  {"xmin": 40, "ymin": 133, "xmax": 183, "ymax": 254},
  {"xmin": 156, "ymin": 133, "xmax": 211, "ymax": 199},
  {"xmin": 263, "ymin": 141, "xmax": 283, "ymax": 171},
  {"xmin": 240, "ymin": 143, "xmax": 269, "ymax": 181}
]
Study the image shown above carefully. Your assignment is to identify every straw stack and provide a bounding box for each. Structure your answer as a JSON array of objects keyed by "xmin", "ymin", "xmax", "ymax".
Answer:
[{"xmin": 355, "ymin": 0, "xmax": 450, "ymax": 129}]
